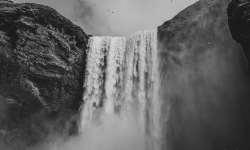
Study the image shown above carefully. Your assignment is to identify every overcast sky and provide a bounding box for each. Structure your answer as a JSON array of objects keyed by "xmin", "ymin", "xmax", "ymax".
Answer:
[{"xmin": 13, "ymin": 0, "xmax": 198, "ymax": 36}]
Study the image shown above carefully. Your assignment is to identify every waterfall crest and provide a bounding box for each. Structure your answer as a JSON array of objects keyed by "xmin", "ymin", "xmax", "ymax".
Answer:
[{"xmin": 81, "ymin": 29, "xmax": 162, "ymax": 150}]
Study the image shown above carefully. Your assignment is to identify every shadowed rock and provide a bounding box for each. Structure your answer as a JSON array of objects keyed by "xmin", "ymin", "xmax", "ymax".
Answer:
[
  {"xmin": 158, "ymin": 0, "xmax": 250, "ymax": 149},
  {"xmin": 0, "ymin": 0, "xmax": 88, "ymax": 149},
  {"xmin": 0, "ymin": 0, "xmax": 88, "ymax": 113},
  {"xmin": 228, "ymin": 0, "xmax": 250, "ymax": 72}
]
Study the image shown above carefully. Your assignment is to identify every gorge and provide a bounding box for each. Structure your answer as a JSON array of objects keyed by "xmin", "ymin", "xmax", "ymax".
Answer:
[{"xmin": 0, "ymin": 0, "xmax": 250, "ymax": 150}]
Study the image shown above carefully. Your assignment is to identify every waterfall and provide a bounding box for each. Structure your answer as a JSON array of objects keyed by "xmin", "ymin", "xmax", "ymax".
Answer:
[{"xmin": 81, "ymin": 29, "xmax": 162, "ymax": 150}]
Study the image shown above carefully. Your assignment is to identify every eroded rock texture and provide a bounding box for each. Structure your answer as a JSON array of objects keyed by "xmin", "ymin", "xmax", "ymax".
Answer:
[
  {"xmin": 0, "ymin": 0, "xmax": 88, "ymax": 113},
  {"xmin": 228, "ymin": 0, "xmax": 250, "ymax": 71},
  {"xmin": 158, "ymin": 0, "xmax": 250, "ymax": 150},
  {"xmin": 0, "ymin": 0, "xmax": 88, "ymax": 149}
]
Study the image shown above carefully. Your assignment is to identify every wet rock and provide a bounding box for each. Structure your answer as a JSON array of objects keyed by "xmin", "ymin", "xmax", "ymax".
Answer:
[{"xmin": 158, "ymin": 0, "xmax": 250, "ymax": 149}]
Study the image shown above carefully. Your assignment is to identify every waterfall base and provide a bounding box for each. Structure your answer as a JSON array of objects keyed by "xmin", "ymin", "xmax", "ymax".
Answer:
[{"xmin": 81, "ymin": 29, "xmax": 163, "ymax": 150}]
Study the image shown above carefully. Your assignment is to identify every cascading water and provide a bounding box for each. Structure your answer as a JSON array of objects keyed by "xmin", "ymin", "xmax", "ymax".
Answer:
[{"xmin": 81, "ymin": 29, "xmax": 163, "ymax": 150}]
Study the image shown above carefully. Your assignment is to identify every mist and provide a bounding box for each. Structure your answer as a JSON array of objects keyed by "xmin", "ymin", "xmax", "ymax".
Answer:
[
  {"xmin": 12, "ymin": 0, "xmax": 198, "ymax": 36},
  {"xmin": 2, "ymin": 0, "xmax": 250, "ymax": 150},
  {"xmin": 158, "ymin": 0, "xmax": 250, "ymax": 149},
  {"xmin": 44, "ymin": 112, "xmax": 146, "ymax": 150}
]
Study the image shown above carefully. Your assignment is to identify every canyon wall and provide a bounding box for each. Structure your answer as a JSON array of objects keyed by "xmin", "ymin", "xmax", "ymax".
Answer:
[{"xmin": 158, "ymin": 0, "xmax": 250, "ymax": 149}]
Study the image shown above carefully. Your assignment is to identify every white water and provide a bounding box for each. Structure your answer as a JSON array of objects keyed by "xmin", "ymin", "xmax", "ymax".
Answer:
[{"xmin": 81, "ymin": 29, "xmax": 162, "ymax": 150}]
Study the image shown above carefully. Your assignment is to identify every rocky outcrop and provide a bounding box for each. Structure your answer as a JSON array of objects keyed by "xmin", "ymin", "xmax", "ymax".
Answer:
[
  {"xmin": 0, "ymin": 0, "xmax": 88, "ymax": 113},
  {"xmin": 158, "ymin": 0, "xmax": 250, "ymax": 150},
  {"xmin": 228, "ymin": 0, "xmax": 250, "ymax": 71},
  {"xmin": 0, "ymin": 0, "xmax": 88, "ymax": 148}
]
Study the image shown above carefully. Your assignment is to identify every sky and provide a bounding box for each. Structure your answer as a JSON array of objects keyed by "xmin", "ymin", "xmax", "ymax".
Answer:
[{"xmin": 12, "ymin": 0, "xmax": 198, "ymax": 36}]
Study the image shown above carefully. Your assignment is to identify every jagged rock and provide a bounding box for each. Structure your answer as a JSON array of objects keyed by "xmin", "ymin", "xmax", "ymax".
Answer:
[
  {"xmin": 227, "ymin": 0, "xmax": 250, "ymax": 71},
  {"xmin": 0, "ymin": 0, "xmax": 88, "ymax": 113},
  {"xmin": 158, "ymin": 0, "xmax": 250, "ymax": 149},
  {"xmin": 0, "ymin": 0, "xmax": 87, "ymax": 148}
]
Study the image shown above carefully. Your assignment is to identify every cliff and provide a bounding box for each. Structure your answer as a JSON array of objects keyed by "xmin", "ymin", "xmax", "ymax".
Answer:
[
  {"xmin": 0, "ymin": 0, "xmax": 250, "ymax": 149},
  {"xmin": 228, "ymin": 0, "xmax": 250, "ymax": 71},
  {"xmin": 0, "ymin": 0, "xmax": 88, "ymax": 148},
  {"xmin": 158, "ymin": 0, "xmax": 250, "ymax": 149},
  {"xmin": 0, "ymin": 0, "xmax": 88, "ymax": 112}
]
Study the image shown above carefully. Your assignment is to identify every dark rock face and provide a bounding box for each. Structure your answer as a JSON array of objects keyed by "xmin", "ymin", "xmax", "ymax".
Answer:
[
  {"xmin": 0, "ymin": 1, "xmax": 88, "ymax": 112},
  {"xmin": 228, "ymin": 0, "xmax": 250, "ymax": 71},
  {"xmin": 158, "ymin": 0, "xmax": 250, "ymax": 150},
  {"xmin": 0, "ymin": 0, "xmax": 88, "ymax": 149}
]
